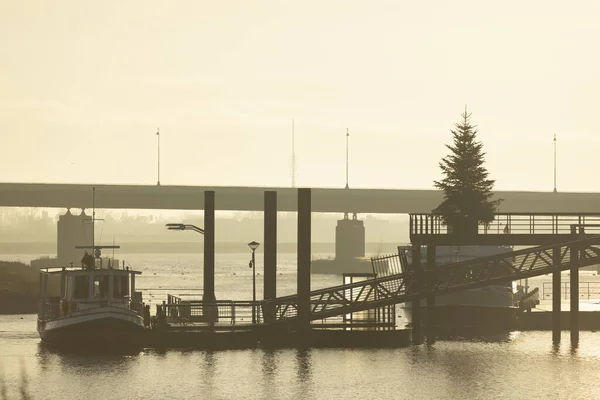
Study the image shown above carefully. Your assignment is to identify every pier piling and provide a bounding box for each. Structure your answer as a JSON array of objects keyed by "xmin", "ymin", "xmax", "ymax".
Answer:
[
  {"xmin": 264, "ymin": 191, "xmax": 277, "ymax": 323},
  {"xmin": 570, "ymin": 228, "xmax": 580, "ymax": 344},
  {"xmin": 552, "ymin": 246, "xmax": 561, "ymax": 343},
  {"xmin": 426, "ymin": 245, "xmax": 436, "ymax": 342},
  {"xmin": 203, "ymin": 191, "xmax": 216, "ymax": 320},
  {"xmin": 411, "ymin": 244, "xmax": 422, "ymax": 344},
  {"xmin": 297, "ymin": 188, "xmax": 311, "ymax": 329}
]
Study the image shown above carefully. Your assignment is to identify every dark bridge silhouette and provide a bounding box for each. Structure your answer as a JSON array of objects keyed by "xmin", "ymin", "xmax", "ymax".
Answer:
[{"xmin": 2, "ymin": 182, "xmax": 600, "ymax": 213}]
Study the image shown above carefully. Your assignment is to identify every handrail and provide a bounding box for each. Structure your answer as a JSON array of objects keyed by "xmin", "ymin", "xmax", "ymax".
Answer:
[
  {"xmin": 263, "ymin": 235, "xmax": 600, "ymax": 322},
  {"xmin": 409, "ymin": 213, "xmax": 600, "ymax": 236},
  {"xmin": 542, "ymin": 281, "xmax": 600, "ymax": 300},
  {"xmin": 162, "ymin": 299, "xmax": 263, "ymax": 325}
]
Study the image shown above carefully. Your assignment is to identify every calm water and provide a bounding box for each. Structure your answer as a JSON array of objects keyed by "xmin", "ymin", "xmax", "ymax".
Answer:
[{"xmin": 2, "ymin": 253, "xmax": 600, "ymax": 399}]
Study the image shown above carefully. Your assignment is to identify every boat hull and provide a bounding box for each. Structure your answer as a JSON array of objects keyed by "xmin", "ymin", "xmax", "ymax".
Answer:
[
  {"xmin": 38, "ymin": 308, "xmax": 145, "ymax": 349},
  {"xmin": 402, "ymin": 287, "xmax": 518, "ymax": 332},
  {"xmin": 402, "ymin": 304, "xmax": 518, "ymax": 332}
]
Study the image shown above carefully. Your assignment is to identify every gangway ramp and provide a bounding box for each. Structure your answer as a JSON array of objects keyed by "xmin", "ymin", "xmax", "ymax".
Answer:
[{"xmin": 263, "ymin": 236, "xmax": 600, "ymax": 323}]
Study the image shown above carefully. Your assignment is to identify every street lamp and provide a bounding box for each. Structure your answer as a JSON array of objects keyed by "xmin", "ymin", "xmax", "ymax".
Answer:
[
  {"xmin": 248, "ymin": 240, "xmax": 260, "ymax": 324},
  {"xmin": 166, "ymin": 223, "xmax": 205, "ymax": 234}
]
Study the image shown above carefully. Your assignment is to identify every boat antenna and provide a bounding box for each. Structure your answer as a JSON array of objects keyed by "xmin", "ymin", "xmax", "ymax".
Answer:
[
  {"xmin": 292, "ymin": 118, "xmax": 296, "ymax": 188},
  {"xmin": 345, "ymin": 128, "xmax": 349, "ymax": 189}
]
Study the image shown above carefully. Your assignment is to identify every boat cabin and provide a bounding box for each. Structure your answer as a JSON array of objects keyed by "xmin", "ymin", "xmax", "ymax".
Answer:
[{"xmin": 38, "ymin": 263, "xmax": 143, "ymax": 322}]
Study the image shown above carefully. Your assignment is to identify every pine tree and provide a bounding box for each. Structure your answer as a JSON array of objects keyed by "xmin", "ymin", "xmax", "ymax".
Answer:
[{"xmin": 433, "ymin": 108, "xmax": 502, "ymax": 235}]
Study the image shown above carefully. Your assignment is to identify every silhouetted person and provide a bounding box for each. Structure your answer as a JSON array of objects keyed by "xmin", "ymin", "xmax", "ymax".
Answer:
[
  {"xmin": 143, "ymin": 304, "xmax": 151, "ymax": 328},
  {"xmin": 81, "ymin": 251, "xmax": 95, "ymax": 270}
]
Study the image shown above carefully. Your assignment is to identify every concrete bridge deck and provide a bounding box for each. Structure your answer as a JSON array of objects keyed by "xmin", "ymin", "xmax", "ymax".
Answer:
[{"xmin": 2, "ymin": 182, "xmax": 600, "ymax": 213}]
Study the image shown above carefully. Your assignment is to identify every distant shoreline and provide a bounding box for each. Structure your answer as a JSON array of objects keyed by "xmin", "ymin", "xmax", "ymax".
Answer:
[{"xmin": 0, "ymin": 241, "xmax": 404, "ymax": 255}]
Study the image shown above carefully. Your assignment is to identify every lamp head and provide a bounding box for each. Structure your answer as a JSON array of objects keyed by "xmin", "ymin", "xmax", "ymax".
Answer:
[
  {"xmin": 166, "ymin": 223, "xmax": 185, "ymax": 231},
  {"xmin": 247, "ymin": 241, "xmax": 260, "ymax": 251}
]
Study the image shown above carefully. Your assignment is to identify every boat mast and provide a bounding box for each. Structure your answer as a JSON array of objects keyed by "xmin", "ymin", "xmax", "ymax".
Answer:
[{"xmin": 292, "ymin": 119, "xmax": 296, "ymax": 188}]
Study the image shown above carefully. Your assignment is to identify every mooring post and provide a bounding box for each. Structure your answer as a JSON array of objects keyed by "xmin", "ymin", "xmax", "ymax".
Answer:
[
  {"xmin": 411, "ymin": 244, "xmax": 422, "ymax": 344},
  {"xmin": 264, "ymin": 191, "xmax": 277, "ymax": 324},
  {"xmin": 297, "ymin": 188, "xmax": 311, "ymax": 330},
  {"xmin": 426, "ymin": 245, "xmax": 436, "ymax": 342},
  {"xmin": 203, "ymin": 191, "xmax": 217, "ymax": 322},
  {"xmin": 570, "ymin": 226, "xmax": 579, "ymax": 344},
  {"xmin": 552, "ymin": 246, "xmax": 561, "ymax": 343}
]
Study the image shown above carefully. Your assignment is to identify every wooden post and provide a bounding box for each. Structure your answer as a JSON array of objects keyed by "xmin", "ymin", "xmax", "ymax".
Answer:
[
  {"xmin": 264, "ymin": 191, "xmax": 277, "ymax": 324},
  {"xmin": 203, "ymin": 191, "xmax": 217, "ymax": 323},
  {"xmin": 411, "ymin": 244, "xmax": 422, "ymax": 344},
  {"xmin": 570, "ymin": 226, "xmax": 579, "ymax": 344},
  {"xmin": 552, "ymin": 246, "xmax": 561, "ymax": 343},
  {"xmin": 426, "ymin": 245, "xmax": 436, "ymax": 343},
  {"xmin": 297, "ymin": 188, "xmax": 311, "ymax": 329}
]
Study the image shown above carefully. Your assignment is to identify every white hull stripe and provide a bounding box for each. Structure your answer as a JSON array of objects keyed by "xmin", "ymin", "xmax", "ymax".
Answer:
[{"xmin": 42, "ymin": 309, "xmax": 144, "ymax": 332}]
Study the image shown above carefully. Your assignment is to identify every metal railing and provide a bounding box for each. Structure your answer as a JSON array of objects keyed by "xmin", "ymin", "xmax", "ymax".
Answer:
[
  {"xmin": 409, "ymin": 213, "xmax": 600, "ymax": 236},
  {"xmin": 264, "ymin": 235, "xmax": 600, "ymax": 322},
  {"xmin": 542, "ymin": 281, "xmax": 600, "ymax": 300},
  {"xmin": 371, "ymin": 252, "xmax": 405, "ymax": 278},
  {"xmin": 162, "ymin": 297, "xmax": 262, "ymax": 325}
]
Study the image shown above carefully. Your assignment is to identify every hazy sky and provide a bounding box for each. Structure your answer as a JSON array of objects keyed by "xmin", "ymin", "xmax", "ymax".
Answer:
[{"xmin": 1, "ymin": 1, "xmax": 599, "ymax": 191}]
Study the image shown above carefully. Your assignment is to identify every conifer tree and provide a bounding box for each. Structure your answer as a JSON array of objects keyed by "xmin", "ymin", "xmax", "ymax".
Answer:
[{"xmin": 433, "ymin": 108, "xmax": 502, "ymax": 234}]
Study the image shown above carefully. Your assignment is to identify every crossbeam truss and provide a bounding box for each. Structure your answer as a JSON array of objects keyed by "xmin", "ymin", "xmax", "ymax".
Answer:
[{"xmin": 263, "ymin": 236, "xmax": 600, "ymax": 323}]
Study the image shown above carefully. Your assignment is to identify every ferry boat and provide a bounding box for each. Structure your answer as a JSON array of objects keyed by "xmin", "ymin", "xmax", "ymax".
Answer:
[
  {"xmin": 401, "ymin": 245, "xmax": 519, "ymax": 332},
  {"xmin": 37, "ymin": 246, "xmax": 146, "ymax": 349}
]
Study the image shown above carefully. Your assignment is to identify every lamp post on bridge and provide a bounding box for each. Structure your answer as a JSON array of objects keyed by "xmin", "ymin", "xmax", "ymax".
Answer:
[{"xmin": 248, "ymin": 241, "xmax": 260, "ymax": 324}]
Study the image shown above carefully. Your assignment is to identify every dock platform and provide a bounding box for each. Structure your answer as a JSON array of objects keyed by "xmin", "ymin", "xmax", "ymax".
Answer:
[{"xmin": 141, "ymin": 325, "xmax": 412, "ymax": 349}]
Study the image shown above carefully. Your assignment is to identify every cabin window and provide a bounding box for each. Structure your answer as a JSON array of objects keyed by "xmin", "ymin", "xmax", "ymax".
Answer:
[
  {"xmin": 73, "ymin": 276, "xmax": 90, "ymax": 299},
  {"xmin": 93, "ymin": 275, "xmax": 109, "ymax": 298},
  {"xmin": 113, "ymin": 275, "xmax": 129, "ymax": 298}
]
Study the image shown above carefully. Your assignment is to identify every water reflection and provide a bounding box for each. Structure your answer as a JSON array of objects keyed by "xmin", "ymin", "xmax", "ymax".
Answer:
[
  {"xmin": 36, "ymin": 342, "xmax": 139, "ymax": 378},
  {"xmin": 261, "ymin": 349, "xmax": 277, "ymax": 377},
  {"xmin": 0, "ymin": 361, "xmax": 8, "ymax": 400},
  {"xmin": 198, "ymin": 350, "xmax": 216, "ymax": 399},
  {"xmin": 436, "ymin": 329, "xmax": 517, "ymax": 343},
  {"xmin": 261, "ymin": 349, "xmax": 278, "ymax": 400},
  {"xmin": 552, "ymin": 342, "xmax": 561, "ymax": 356},
  {"xmin": 294, "ymin": 347, "xmax": 313, "ymax": 399},
  {"xmin": 37, "ymin": 342, "xmax": 143, "ymax": 357}
]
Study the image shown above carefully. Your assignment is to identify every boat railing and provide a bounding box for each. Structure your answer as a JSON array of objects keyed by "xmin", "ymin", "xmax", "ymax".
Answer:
[{"xmin": 38, "ymin": 296, "xmax": 143, "ymax": 321}]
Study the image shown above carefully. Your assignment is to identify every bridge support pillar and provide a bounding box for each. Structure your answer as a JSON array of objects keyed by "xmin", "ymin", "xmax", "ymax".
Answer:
[
  {"xmin": 570, "ymin": 232, "xmax": 580, "ymax": 345},
  {"xmin": 411, "ymin": 244, "xmax": 422, "ymax": 345},
  {"xmin": 203, "ymin": 191, "xmax": 217, "ymax": 321},
  {"xmin": 552, "ymin": 246, "xmax": 561, "ymax": 344},
  {"xmin": 426, "ymin": 245, "xmax": 436, "ymax": 342},
  {"xmin": 264, "ymin": 191, "xmax": 277, "ymax": 324},
  {"xmin": 297, "ymin": 188, "xmax": 311, "ymax": 329}
]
